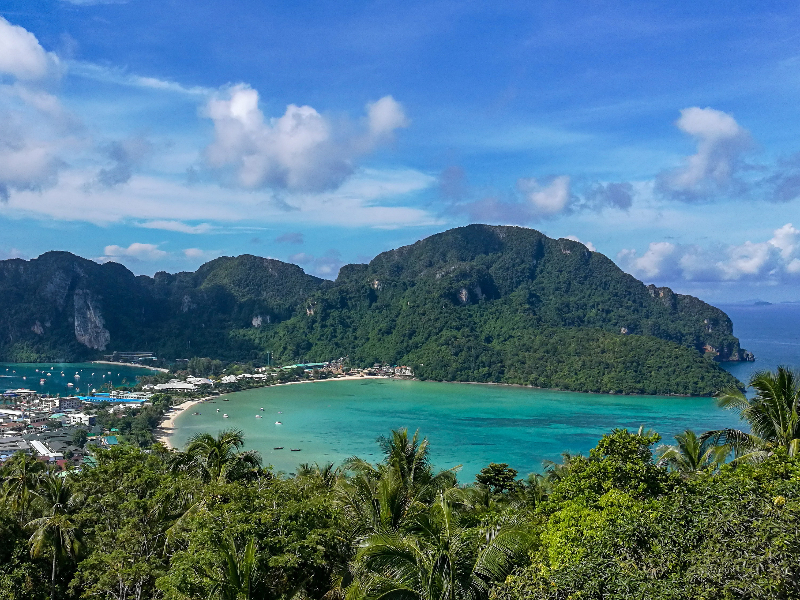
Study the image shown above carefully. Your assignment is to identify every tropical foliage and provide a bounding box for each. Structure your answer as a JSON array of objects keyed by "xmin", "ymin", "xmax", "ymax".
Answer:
[
  {"xmin": 704, "ymin": 366, "xmax": 800, "ymax": 463},
  {"xmin": 0, "ymin": 225, "xmax": 746, "ymax": 395},
  {"xmin": 2, "ymin": 370, "xmax": 800, "ymax": 599}
]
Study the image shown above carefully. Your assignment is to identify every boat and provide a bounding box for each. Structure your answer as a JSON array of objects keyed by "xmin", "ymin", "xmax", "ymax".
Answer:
[
  {"xmin": 275, "ymin": 421, "xmax": 282, "ymax": 425},
  {"xmin": 290, "ymin": 449, "xmax": 301, "ymax": 452},
  {"xmin": 39, "ymin": 379, "xmax": 45, "ymax": 385},
  {"xmin": 255, "ymin": 415, "xmax": 262, "ymax": 418},
  {"xmin": 192, "ymin": 412, "xmax": 200, "ymax": 415},
  {"xmin": 223, "ymin": 414, "xmax": 229, "ymax": 418},
  {"xmin": 67, "ymin": 383, "xmax": 74, "ymax": 387},
  {"xmin": 259, "ymin": 407, "xmax": 264, "ymax": 411},
  {"xmin": 216, "ymin": 408, "xmax": 220, "ymax": 412},
  {"xmin": 273, "ymin": 447, "xmax": 284, "ymax": 450}
]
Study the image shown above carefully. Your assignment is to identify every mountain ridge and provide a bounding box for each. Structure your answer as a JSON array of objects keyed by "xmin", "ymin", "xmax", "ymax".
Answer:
[{"xmin": 0, "ymin": 225, "xmax": 748, "ymax": 394}]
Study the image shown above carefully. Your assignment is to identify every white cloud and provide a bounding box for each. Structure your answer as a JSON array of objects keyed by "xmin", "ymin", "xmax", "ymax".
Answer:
[
  {"xmin": 139, "ymin": 220, "xmax": 214, "ymax": 234},
  {"xmin": 1, "ymin": 168, "xmax": 439, "ymax": 228},
  {"xmin": 0, "ymin": 17, "xmax": 60, "ymax": 81},
  {"xmin": 657, "ymin": 107, "xmax": 750, "ymax": 200},
  {"xmin": 618, "ymin": 223, "xmax": 800, "ymax": 283},
  {"xmin": 518, "ymin": 175, "xmax": 571, "ymax": 215},
  {"xmin": 617, "ymin": 242, "xmax": 677, "ymax": 279},
  {"xmin": 102, "ymin": 242, "xmax": 167, "ymax": 262},
  {"xmin": 203, "ymin": 84, "xmax": 409, "ymax": 192},
  {"xmin": 183, "ymin": 247, "xmax": 215, "ymax": 260},
  {"xmin": 69, "ymin": 61, "xmax": 212, "ymax": 96},
  {"xmin": 366, "ymin": 95, "xmax": 410, "ymax": 138}
]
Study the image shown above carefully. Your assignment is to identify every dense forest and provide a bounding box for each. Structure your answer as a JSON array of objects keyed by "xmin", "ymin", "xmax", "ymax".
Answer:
[
  {"xmin": 2, "ymin": 368, "xmax": 799, "ymax": 600},
  {"xmin": 0, "ymin": 225, "xmax": 749, "ymax": 394}
]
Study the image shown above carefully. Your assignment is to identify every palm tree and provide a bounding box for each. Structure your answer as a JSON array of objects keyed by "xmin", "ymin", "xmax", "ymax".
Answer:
[
  {"xmin": 297, "ymin": 462, "xmax": 343, "ymax": 489},
  {"xmin": 27, "ymin": 473, "xmax": 84, "ymax": 600},
  {"xmin": 1, "ymin": 450, "xmax": 45, "ymax": 523},
  {"xmin": 339, "ymin": 429, "xmax": 460, "ymax": 536},
  {"xmin": 207, "ymin": 534, "xmax": 259, "ymax": 600},
  {"xmin": 348, "ymin": 489, "xmax": 533, "ymax": 600},
  {"xmin": 656, "ymin": 429, "xmax": 729, "ymax": 474},
  {"xmin": 169, "ymin": 429, "xmax": 262, "ymax": 483},
  {"xmin": 704, "ymin": 367, "xmax": 800, "ymax": 462}
]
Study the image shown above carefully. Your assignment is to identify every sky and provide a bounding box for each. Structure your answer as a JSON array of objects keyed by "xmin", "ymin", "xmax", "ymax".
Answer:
[{"xmin": 1, "ymin": 1, "xmax": 800, "ymax": 303}]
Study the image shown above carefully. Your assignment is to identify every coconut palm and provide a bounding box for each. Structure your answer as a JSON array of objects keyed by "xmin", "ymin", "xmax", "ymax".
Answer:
[
  {"xmin": 27, "ymin": 473, "xmax": 84, "ymax": 600},
  {"xmin": 297, "ymin": 462, "xmax": 344, "ymax": 489},
  {"xmin": 1, "ymin": 450, "xmax": 45, "ymax": 523},
  {"xmin": 169, "ymin": 429, "xmax": 262, "ymax": 483},
  {"xmin": 340, "ymin": 429, "xmax": 460, "ymax": 536},
  {"xmin": 704, "ymin": 367, "xmax": 800, "ymax": 462},
  {"xmin": 348, "ymin": 489, "xmax": 533, "ymax": 600},
  {"xmin": 207, "ymin": 534, "xmax": 259, "ymax": 600},
  {"xmin": 656, "ymin": 429, "xmax": 729, "ymax": 474}
]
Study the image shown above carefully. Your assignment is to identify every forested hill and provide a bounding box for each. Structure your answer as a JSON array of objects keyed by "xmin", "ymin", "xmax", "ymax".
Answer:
[{"xmin": 0, "ymin": 225, "xmax": 749, "ymax": 394}]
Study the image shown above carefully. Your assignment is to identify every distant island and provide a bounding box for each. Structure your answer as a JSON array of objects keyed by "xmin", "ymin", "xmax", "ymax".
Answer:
[{"xmin": 0, "ymin": 225, "xmax": 751, "ymax": 395}]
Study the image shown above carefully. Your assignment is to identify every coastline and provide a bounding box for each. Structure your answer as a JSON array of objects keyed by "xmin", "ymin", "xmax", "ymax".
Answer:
[
  {"xmin": 152, "ymin": 374, "xmax": 389, "ymax": 449},
  {"xmin": 153, "ymin": 397, "xmax": 207, "ymax": 449},
  {"xmin": 91, "ymin": 360, "xmax": 169, "ymax": 373}
]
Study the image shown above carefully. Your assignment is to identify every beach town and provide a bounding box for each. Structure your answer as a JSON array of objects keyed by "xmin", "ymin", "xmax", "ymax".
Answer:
[{"xmin": 0, "ymin": 359, "xmax": 414, "ymax": 466}]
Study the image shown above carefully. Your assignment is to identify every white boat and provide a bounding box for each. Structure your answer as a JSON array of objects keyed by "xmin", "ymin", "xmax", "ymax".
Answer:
[
  {"xmin": 259, "ymin": 407, "xmax": 264, "ymax": 411},
  {"xmin": 275, "ymin": 421, "xmax": 282, "ymax": 425},
  {"xmin": 255, "ymin": 415, "xmax": 262, "ymax": 418},
  {"xmin": 223, "ymin": 414, "xmax": 229, "ymax": 418},
  {"xmin": 67, "ymin": 383, "xmax": 74, "ymax": 387},
  {"xmin": 216, "ymin": 408, "xmax": 220, "ymax": 412}
]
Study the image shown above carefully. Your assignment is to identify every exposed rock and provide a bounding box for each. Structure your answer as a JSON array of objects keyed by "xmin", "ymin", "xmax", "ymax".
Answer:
[
  {"xmin": 73, "ymin": 289, "xmax": 110, "ymax": 350},
  {"xmin": 31, "ymin": 321, "xmax": 43, "ymax": 335},
  {"xmin": 252, "ymin": 315, "xmax": 263, "ymax": 327}
]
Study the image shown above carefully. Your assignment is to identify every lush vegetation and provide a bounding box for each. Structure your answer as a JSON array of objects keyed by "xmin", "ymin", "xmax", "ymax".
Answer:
[
  {"xmin": 0, "ymin": 225, "xmax": 747, "ymax": 394},
  {"xmin": 2, "ymin": 368, "xmax": 799, "ymax": 600}
]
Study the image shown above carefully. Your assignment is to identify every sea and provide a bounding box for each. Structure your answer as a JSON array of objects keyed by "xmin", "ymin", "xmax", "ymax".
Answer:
[
  {"xmin": 0, "ymin": 362, "xmax": 159, "ymax": 397},
  {"xmin": 3, "ymin": 303, "xmax": 798, "ymax": 482},
  {"xmin": 170, "ymin": 303, "xmax": 800, "ymax": 481}
]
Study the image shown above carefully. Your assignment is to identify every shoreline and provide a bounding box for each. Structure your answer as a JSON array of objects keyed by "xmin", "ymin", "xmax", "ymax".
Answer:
[
  {"xmin": 91, "ymin": 360, "xmax": 169, "ymax": 373},
  {"xmin": 152, "ymin": 375, "xmax": 389, "ymax": 449},
  {"xmin": 153, "ymin": 397, "xmax": 208, "ymax": 449}
]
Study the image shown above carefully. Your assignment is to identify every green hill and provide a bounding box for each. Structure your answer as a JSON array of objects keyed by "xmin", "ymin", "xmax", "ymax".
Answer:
[{"xmin": 0, "ymin": 225, "xmax": 749, "ymax": 395}]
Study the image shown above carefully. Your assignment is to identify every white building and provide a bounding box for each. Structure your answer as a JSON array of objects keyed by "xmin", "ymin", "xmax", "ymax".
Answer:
[{"xmin": 67, "ymin": 413, "xmax": 96, "ymax": 426}]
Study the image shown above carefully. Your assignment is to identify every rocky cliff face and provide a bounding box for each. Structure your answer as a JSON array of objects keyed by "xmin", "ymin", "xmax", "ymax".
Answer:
[{"xmin": 72, "ymin": 289, "xmax": 111, "ymax": 350}]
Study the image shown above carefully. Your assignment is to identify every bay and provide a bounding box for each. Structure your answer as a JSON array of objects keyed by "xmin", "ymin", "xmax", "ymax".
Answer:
[
  {"xmin": 172, "ymin": 380, "xmax": 743, "ymax": 481},
  {"xmin": 173, "ymin": 302, "xmax": 799, "ymax": 482},
  {"xmin": 0, "ymin": 362, "xmax": 158, "ymax": 398}
]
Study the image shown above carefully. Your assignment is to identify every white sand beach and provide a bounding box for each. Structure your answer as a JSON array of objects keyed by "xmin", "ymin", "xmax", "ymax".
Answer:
[
  {"xmin": 153, "ymin": 398, "xmax": 206, "ymax": 449},
  {"xmin": 152, "ymin": 374, "xmax": 389, "ymax": 448}
]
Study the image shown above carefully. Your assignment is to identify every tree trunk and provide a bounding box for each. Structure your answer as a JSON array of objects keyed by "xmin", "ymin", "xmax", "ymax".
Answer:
[{"xmin": 51, "ymin": 549, "xmax": 57, "ymax": 600}]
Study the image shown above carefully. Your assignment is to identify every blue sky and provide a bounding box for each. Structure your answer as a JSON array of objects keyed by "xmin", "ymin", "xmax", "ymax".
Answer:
[{"xmin": 1, "ymin": 1, "xmax": 800, "ymax": 302}]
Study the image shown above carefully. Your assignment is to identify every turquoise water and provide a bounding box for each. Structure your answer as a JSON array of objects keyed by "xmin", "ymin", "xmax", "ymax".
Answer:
[
  {"xmin": 171, "ymin": 379, "xmax": 744, "ymax": 481},
  {"xmin": 173, "ymin": 302, "xmax": 800, "ymax": 482},
  {"xmin": 0, "ymin": 362, "xmax": 158, "ymax": 397}
]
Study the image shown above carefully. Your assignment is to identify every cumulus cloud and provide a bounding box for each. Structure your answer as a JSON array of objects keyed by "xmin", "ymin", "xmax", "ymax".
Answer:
[
  {"xmin": 203, "ymin": 84, "xmax": 409, "ymax": 192},
  {"xmin": 583, "ymin": 181, "xmax": 634, "ymax": 210},
  {"xmin": 94, "ymin": 136, "xmax": 153, "ymax": 188},
  {"xmin": 0, "ymin": 19, "xmax": 78, "ymax": 201},
  {"xmin": 617, "ymin": 223, "xmax": 800, "ymax": 283},
  {"xmin": 0, "ymin": 17, "xmax": 60, "ymax": 81},
  {"xmin": 102, "ymin": 242, "xmax": 167, "ymax": 262},
  {"xmin": 657, "ymin": 107, "xmax": 751, "ymax": 201},
  {"xmin": 276, "ymin": 232, "xmax": 304, "ymax": 244},
  {"xmin": 518, "ymin": 175, "xmax": 571, "ymax": 215},
  {"xmin": 447, "ymin": 175, "xmax": 574, "ymax": 225}
]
